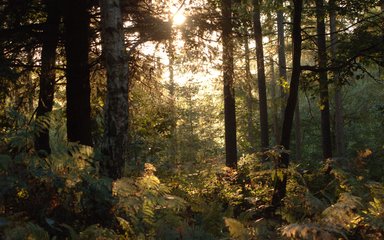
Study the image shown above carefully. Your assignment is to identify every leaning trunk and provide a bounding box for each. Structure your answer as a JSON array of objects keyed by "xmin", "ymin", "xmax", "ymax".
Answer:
[
  {"xmin": 271, "ymin": 0, "xmax": 303, "ymax": 208},
  {"xmin": 100, "ymin": 0, "xmax": 130, "ymax": 179}
]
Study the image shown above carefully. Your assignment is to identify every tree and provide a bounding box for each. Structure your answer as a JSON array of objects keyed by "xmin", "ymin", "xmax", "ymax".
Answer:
[
  {"xmin": 271, "ymin": 0, "xmax": 303, "ymax": 208},
  {"xmin": 100, "ymin": 0, "xmax": 130, "ymax": 179},
  {"xmin": 329, "ymin": 0, "xmax": 345, "ymax": 157},
  {"xmin": 35, "ymin": 0, "xmax": 60, "ymax": 156},
  {"xmin": 252, "ymin": 0, "xmax": 269, "ymax": 151},
  {"xmin": 276, "ymin": 0, "xmax": 287, "ymax": 143},
  {"xmin": 276, "ymin": 0, "xmax": 302, "ymax": 161},
  {"xmin": 316, "ymin": 0, "xmax": 332, "ymax": 160},
  {"xmin": 222, "ymin": 0, "xmax": 238, "ymax": 168},
  {"xmin": 244, "ymin": 34, "xmax": 257, "ymax": 151},
  {"xmin": 63, "ymin": 0, "xmax": 92, "ymax": 146}
]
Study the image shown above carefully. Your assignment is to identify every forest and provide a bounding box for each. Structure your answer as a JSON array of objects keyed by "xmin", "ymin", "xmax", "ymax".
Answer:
[{"xmin": 0, "ymin": 0, "xmax": 383, "ymax": 239}]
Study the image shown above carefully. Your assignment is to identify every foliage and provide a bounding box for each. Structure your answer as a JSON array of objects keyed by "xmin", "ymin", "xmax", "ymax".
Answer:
[
  {"xmin": 0, "ymin": 0, "xmax": 384, "ymax": 239},
  {"xmin": 113, "ymin": 163, "xmax": 187, "ymax": 239},
  {"xmin": 224, "ymin": 217, "xmax": 248, "ymax": 240}
]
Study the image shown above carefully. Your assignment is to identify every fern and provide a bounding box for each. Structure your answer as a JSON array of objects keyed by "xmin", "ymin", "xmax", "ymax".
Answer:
[
  {"xmin": 224, "ymin": 217, "xmax": 249, "ymax": 240},
  {"xmin": 322, "ymin": 193, "xmax": 363, "ymax": 230},
  {"xmin": 281, "ymin": 223, "xmax": 346, "ymax": 240},
  {"xmin": 112, "ymin": 163, "xmax": 186, "ymax": 238}
]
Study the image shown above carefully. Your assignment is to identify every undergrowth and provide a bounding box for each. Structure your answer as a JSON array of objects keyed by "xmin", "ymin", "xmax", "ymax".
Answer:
[{"xmin": 0, "ymin": 110, "xmax": 383, "ymax": 239}]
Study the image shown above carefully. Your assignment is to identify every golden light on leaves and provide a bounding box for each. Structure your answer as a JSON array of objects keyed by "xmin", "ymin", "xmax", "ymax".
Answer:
[
  {"xmin": 279, "ymin": 77, "xmax": 290, "ymax": 93},
  {"xmin": 16, "ymin": 188, "xmax": 29, "ymax": 199}
]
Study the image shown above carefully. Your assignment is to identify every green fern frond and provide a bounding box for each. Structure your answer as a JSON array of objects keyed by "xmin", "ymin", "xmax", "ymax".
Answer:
[{"xmin": 224, "ymin": 217, "xmax": 248, "ymax": 240}]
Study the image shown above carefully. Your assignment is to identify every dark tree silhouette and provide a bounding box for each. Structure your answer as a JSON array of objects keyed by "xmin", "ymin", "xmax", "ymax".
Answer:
[{"xmin": 63, "ymin": 0, "xmax": 93, "ymax": 146}]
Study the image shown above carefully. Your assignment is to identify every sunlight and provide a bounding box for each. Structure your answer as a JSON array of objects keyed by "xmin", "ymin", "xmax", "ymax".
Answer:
[
  {"xmin": 170, "ymin": 1, "xmax": 186, "ymax": 26},
  {"xmin": 172, "ymin": 12, "xmax": 186, "ymax": 26}
]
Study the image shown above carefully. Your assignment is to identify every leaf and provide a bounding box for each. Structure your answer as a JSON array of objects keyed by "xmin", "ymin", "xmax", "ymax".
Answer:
[
  {"xmin": 281, "ymin": 223, "xmax": 341, "ymax": 240},
  {"xmin": 224, "ymin": 217, "xmax": 248, "ymax": 240},
  {"xmin": 116, "ymin": 217, "xmax": 133, "ymax": 236}
]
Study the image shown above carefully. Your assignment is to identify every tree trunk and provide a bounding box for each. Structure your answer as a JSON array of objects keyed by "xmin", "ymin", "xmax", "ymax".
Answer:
[
  {"xmin": 253, "ymin": 0, "xmax": 269, "ymax": 150},
  {"xmin": 329, "ymin": 0, "xmax": 345, "ymax": 157},
  {"xmin": 244, "ymin": 35, "xmax": 256, "ymax": 151},
  {"xmin": 270, "ymin": 57, "xmax": 279, "ymax": 145},
  {"xmin": 63, "ymin": 0, "xmax": 92, "ymax": 146},
  {"xmin": 222, "ymin": 0, "xmax": 237, "ymax": 168},
  {"xmin": 35, "ymin": 0, "xmax": 60, "ymax": 155},
  {"xmin": 316, "ymin": 0, "xmax": 332, "ymax": 160},
  {"xmin": 271, "ymin": 0, "xmax": 302, "ymax": 208},
  {"xmin": 100, "ymin": 0, "xmax": 130, "ymax": 179},
  {"xmin": 277, "ymin": 2, "xmax": 287, "ymax": 140}
]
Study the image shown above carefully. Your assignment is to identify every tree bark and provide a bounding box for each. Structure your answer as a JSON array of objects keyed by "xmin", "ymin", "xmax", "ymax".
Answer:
[
  {"xmin": 271, "ymin": 0, "xmax": 302, "ymax": 208},
  {"xmin": 277, "ymin": 2, "xmax": 287, "ymax": 139},
  {"xmin": 222, "ymin": 0, "xmax": 237, "ymax": 168},
  {"xmin": 253, "ymin": 0, "xmax": 269, "ymax": 150},
  {"xmin": 270, "ymin": 57, "xmax": 279, "ymax": 145},
  {"xmin": 244, "ymin": 35, "xmax": 256, "ymax": 151},
  {"xmin": 63, "ymin": 0, "xmax": 92, "ymax": 146},
  {"xmin": 35, "ymin": 0, "xmax": 60, "ymax": 155},
  {"xmin": 316, "ymin": 0, "xmax": 332, "ymax": 160},
  {"xmin": 100, "ymin": 0, "xmax": 130, "ymax": 179},
  {"xmin": 329, "ymin": 0, "xmax": 345, "ymax": 157}
]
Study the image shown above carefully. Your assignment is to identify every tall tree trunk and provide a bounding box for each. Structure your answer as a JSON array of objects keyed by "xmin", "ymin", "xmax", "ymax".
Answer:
[
  {"xmin": 329, "ymin": 0, "xmax": 345, "ymax": 157},
  {"xmin": 277, "ymin": 1, "xmax": 287, "ymax": 140},
  {"xmin": 253, "ymin": 0, "xmax": 269, "ymax": 150},
  {"xmin": 222, "ymin": 0, "xmax": 237, "ymax": 168},
  {"xmin": 316, "ymin": 0, "xmax": 332, "ymax": 159},
  {"xmin": 244, "ymin": 35, "xmax": 256, "ymax": 151},
  {"xmin": 63, "ymin": 0, "xmax": 92, "ymax": 146},
  {"xmin": 270, "ymin": 57, "xmax": 279, "ymax": 145},
  {"xmin": 271, "ymin": 0, "xmax": 302, "ymax": 208},
  {"xmin": 35, "ymin": 0, "xmax": 60, "ymax": 155},
  {"xmin": 100, "ymin": 0, "xmax": 129, "ymax": 179}
]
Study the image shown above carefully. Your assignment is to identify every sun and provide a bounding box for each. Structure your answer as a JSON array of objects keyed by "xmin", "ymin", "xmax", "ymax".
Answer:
[
  {"xmin": 172, "ymin": 12, "xmax": 186, "ymax": 26},
  {"xmin": 170, "ymin": 2, "xmax": 186, "ymax": 26}
]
